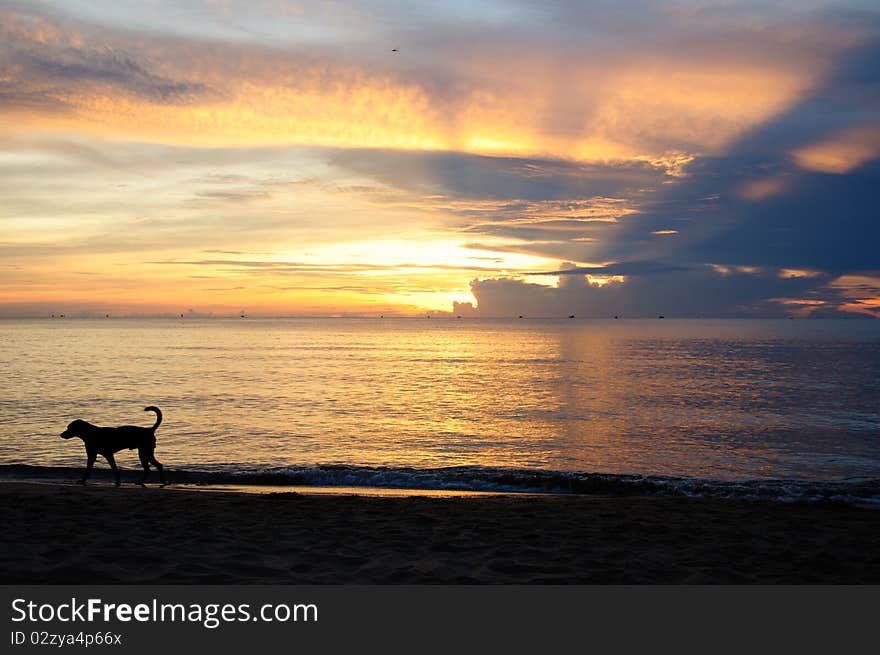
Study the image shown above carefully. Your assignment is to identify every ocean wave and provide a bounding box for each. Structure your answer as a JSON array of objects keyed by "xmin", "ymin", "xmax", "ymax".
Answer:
[{"xmin": 2, "ymin": 463, "xmax": 878, "ymax": 506}]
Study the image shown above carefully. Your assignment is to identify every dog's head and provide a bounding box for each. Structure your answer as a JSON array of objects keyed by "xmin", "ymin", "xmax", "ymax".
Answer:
[{"xmin": 60, "ymin": 419, "xmax": 90, "ymax": 440}]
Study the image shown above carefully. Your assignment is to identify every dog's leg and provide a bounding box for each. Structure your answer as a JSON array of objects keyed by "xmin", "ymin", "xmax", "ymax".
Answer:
[
  {"xmin": 78, "ymin": 450, "xmax": 96, "ymax": 485},
  {"xmin": 138, "ymin": 452, "xmax": 151, "ymax": 487},
  {"xmin": 149, "ymin": 454, "xmax": 167, "ymax": 486},
  {"xmin": 105, "ymin": 452, "xmax": 121, "ymax": 487}
]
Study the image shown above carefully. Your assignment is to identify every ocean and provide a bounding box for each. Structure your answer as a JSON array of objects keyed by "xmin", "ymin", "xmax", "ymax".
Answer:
[{"xmin": 1, "ymin": 317, "xmax": 878, "ymax": 502}]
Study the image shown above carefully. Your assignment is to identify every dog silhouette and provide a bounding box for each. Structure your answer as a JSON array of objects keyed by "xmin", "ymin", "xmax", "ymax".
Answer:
[{"xmin": 60, "ymin": 406, "xmax": 167, "ymax": 487}]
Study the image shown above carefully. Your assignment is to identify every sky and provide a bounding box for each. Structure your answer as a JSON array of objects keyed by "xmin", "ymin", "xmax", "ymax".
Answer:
[{"xmin": 1, "ymin": 0, "xmax": 879, "ymax": 317}]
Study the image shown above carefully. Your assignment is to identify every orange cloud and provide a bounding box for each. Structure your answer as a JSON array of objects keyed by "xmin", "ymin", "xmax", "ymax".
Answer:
[
  {"xmin": 778, "ymin": 269, "xmax": 822, "ymax": 279},
  {"xmin": 591, "ymin": 63, "xmax": 815, "ymax": 156},
  {"xmin": 0, "ymin": 10, "xmax": 833, "ymax": 170},
  {"xmin": 792, "ymin": 126, "xmax": 880, "ymax": 174},
  {"xmin": 738, "ymin": 175, "xmax": 788, "ymax": 200},
  {"xmin": 826, "ymin": 274, "xmax": 880, "ymax": 317}
]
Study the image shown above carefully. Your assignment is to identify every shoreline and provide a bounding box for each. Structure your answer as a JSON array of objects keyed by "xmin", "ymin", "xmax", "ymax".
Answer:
[
  {"xmin": 0, "ymin": 479, "xmax": 537, "ymax": 498},
  {"xmin": 2, "ymin": 481, "xmax": 879, "ymax": 584},
  {"xmin": 4, "ymin": 478, "xmax": 879, "ymax": 507},
  {"xmin": 4, "ymin": 464, "xmax": 878, "ymax": 505}
]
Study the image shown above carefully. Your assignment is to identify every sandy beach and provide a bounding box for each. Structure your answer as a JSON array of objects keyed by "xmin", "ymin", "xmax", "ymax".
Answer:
[{"xmin": 1, "ymin": 481, "xmax": 878, "ymax": 584}]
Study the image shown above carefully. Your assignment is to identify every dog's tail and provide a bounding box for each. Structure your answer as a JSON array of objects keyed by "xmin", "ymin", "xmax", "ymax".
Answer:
[{"xmin": 144, "ymin": 406, "xmax": 162, "ymax": 430}]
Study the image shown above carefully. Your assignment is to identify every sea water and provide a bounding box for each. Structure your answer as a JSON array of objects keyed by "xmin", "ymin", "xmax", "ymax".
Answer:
[{"xmin": 1, "ymin": 317, "xmax": 878, "ymax": 499}]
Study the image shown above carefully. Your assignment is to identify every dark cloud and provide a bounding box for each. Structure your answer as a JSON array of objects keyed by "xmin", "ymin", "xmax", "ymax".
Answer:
[
  {"xmin": 532, "ymin": 261, "xmax": 696, "ymax": 277},
  {"xmin": 445, "ymin": 33, "xmax": 880, "ymax": 318},
  {"xmin": 15, "ymin": 47, "xmax": 216, "ymax": 104},
  {"xmin": 329, "ymin": 149, "xmax": 665, "ymax": 201},
  {"xmin": 455, "ymin": 267, "xmax": 835, "ymax": 318},
  {"xmin": 0, "ymin": 8, "xmax": 221, "ymax": 112},
  {"xmin": 688, "ymin": 163, "xmax": 880, "ymax": 273},
  {"xmin": 595, "ymin": 37, "xmax": 880, "ymax": 272},
  {"xmin": 472, "ymin": 34, "xmax": 878, "ymax": 317}
]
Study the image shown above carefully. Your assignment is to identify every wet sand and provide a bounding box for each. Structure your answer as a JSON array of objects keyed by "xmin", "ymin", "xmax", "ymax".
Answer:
[{"xmin": 1, "ymin": 482, "xmax": 878, "ymax": 584}]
